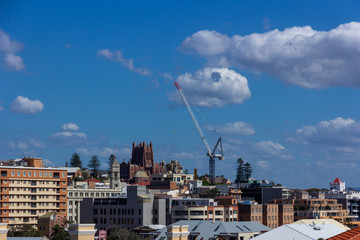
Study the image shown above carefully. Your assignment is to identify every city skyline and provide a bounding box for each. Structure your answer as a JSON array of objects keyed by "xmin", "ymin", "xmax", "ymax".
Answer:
[{"xmin": 1, "ymin": 1, "xmax": 360, "ymax": 188}]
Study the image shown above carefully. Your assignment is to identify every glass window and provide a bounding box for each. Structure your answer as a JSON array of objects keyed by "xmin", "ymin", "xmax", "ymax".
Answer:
[
  {"xmin": 11, "ymin": 171, "xmax": 14, "ymax": 176},
  {"xmin": 34, "ymin": 171, "xmax": 36, "ymax": 177},
  {"xmin": 28, "ymin": 171, "xmax": 31, "ymax": 177},
  {"xmin": 39, "ymin": 172, "xmax": 42, "ymax": 177},
  {"xmin": 23, "ymin": 171, "xmax": 26, "ymax": 176},
  {"xmin": 17, "ymin": 171, "xmax": 20, "ymax": 176}
]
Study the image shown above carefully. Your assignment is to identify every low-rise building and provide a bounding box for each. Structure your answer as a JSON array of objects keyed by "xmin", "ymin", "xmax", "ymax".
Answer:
[
  {"xmin": 38, "ymin": 211, "xmax": 66, "ymax": 237},
  {"xmin": 67, "ymin": 185, "xmax": 125, "ymax": 223},
  {"xmin": 80, "ymin": 185, "xmax": 170, "ymax": 230},
  {"xmin": 262, "ymin": 204, "xmax": 278, "ymax": 229},
  {"xmin": 273, "ymin": 198, "xmax": 346, "ymax": 223},
  {"xmin": 154, "ymin": 220, "xmax": 271, "ymax": 240}
]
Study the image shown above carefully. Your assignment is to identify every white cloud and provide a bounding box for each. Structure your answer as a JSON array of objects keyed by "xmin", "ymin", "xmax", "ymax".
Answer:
[
  {"xmin": 11, "ymin": 96, "xmax": 44, "ymax": 114},
  {"xmin": 180, "ymin": 22, "xmax": 360, "ymax": 89},
  {"xmin": 76, "ymin": 147, "xmax": 131, "ymax": 159},
  {"xmin": 42, "ymin": 159, "xmax": 55, "ymax": 167},
  {"xmin": 52, "ymin": 131, "xmax": 87, "ymax": 140},
  {"xmin": 0, "ymin": 29, "xmax": 26, "ymax": 71},
  {"xmin": 256, "ymin": 160, "xmax": 270, "ymax": 170},
  {"xmin": 98, "ymin": 49, "xmax": 151, "ymax": 76},
  {"xmin": 180, "ymin": 30, "xmax": 232, "ymax": 57},
  {"xmin": 61, "ymin": 123, "xmax": 80, "ymax": 131},
  {"xmin": 9, "ymin": 138, "xmax": 46, "ymax": 150},
  {"xmin": 51, "ymin": 124, "xmax": 87, "ymax": 145},
  {"xmin": 289, "ymin": 117, "xmax": 360, "ymax": 146},
  {"xmin": 252, "ymin": 140, "xmax": 292, "ymax": 160},
  {"xmin": 205, "ymin": 121, "xmax": 255, "ymax": 136},
  {"xmin": 169, "ymin": 67, "xmax": 251, "ymax": 108},
  {"xmin": 4, "ymin": 53, "xmax": 25, "ymax": 71}
]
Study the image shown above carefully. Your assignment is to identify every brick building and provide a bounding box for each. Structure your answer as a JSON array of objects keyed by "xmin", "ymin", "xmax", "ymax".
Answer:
[
  {"xmin": 38, "ymin": 211, "xmax": 66, "ymax": 237},
  {"xmin": 238, "ymin": 204, "xmax": 263, "ymax": 225},
  {"xmin": 120, "ymin": 142, "xmax": 166, "ymax": 180},
  {"xmin": 262, "ymin": 204, "xmax": 279, "ymax": 228},
  {"xmin": 278, "ymin": 204, "xmax": 294, "ymax": 225},
  {"xmin": 0, "ymin": 157, "xmax": 67, "ymax": 229}
]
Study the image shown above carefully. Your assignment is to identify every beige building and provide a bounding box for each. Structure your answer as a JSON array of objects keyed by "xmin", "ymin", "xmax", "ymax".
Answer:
[
  {"xmin": 67, "ymin": 185, "xmax": 124, "ymax": 223},
  {"xmin": 0, "ymin": 157, "xmax": 67, "ymax": 229}
]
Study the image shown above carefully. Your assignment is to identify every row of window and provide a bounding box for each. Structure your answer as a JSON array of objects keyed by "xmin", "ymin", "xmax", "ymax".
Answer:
[
  {"xmin": 69, "ymin": 192, "xmax": 116, "ymax": 197},
  {"xmin": 4, "ymin": 170, "xmax": 66, "ymax": 178},
  {"xmin": 2, "ymin": 187, "xmax": 63, "ymax": 192},
  {"xmin": 94, "ymin": 208, "xmax": 141, "ymax": 215},
  {"xmin": 94, "ymin": 217, "xmax": 141, "ymax": 225}
]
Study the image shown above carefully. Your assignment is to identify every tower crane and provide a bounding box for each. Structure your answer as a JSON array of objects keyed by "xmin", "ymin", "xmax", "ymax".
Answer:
[{"xmin": 174, "ymin": 81, "xmax": 224, "ymax": 184}]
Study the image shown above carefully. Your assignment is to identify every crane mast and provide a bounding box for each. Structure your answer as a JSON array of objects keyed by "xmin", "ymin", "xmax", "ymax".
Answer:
[{"xmin": 174, "ymin": 81, "xmax": 224, "ymax": 184}]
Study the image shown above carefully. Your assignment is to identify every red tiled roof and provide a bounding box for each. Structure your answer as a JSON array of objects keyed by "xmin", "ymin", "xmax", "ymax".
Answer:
[
  {"xmin": 328, "ymin": 226, "xmax": 360, "ymax": 240},
  {"xmin": 333, "ymin": 178, "xmax": 342, "ymax": 183},
  {"xmin": 84, "ymin": 177, "xmax": 101, "ymax": 183}
]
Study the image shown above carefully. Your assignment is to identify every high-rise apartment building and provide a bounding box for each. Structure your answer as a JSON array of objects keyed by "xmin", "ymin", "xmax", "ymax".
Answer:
[{"xmin": 0, "ymin": 157, "xmax": 67, "ymax": 228}]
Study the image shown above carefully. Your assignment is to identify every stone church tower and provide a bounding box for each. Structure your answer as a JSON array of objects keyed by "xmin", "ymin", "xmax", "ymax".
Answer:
[{"xmin": 110, "ymin": 155, "xmax": 121, "ymax": 188}]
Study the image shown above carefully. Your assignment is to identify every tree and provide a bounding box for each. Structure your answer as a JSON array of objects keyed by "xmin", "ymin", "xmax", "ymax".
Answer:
[
  {"xmin": 108, "ymin": 154, "xmax": 115, "ymax": 171},
  {"xmin": 107, "ymin": 225, "xmax": 139, "ymax": 240},
  {"xmin": 70, "ymin": 153, "xmax": 82, "ymax": 168},
  {"xmin": 235, "ymin": 158, "xmax": 246, "ymax": 184},
  {"xmin": 244, "ymin": 162, "xmax": 253, "ymax": 181},
  {"xmin": 7, "ymin": 224, "xmax": 41, "ymax": 237},
  {"xmin": 207, "ymin": 188, "xmax": 221, "ymax": 198},
  {"xmin": 65, "ymin": 161, "xmax": 68, "ymax": 167},
  {"xmin": 88, "ymin": 156, "xmax": 100, "ymax": 177},
  {"xmin": 52, "ymin": 224, "xmax": 69, "ymax": 240}
]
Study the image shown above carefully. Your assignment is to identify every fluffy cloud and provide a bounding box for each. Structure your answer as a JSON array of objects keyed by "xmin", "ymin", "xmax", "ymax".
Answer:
[
  {"xmin": 61, "ymin": 123, "xmax": 80, "ymax": 131},
  {"xmin": 205, "ymin": 121, "xmax": 255, "ymax": 136},
  {"xmin": 0, "ymin": 29, "xmax": 26, "ymax": 71},
  {"xmin": 181, "ymin": 22, "xmax": 360, "ymax": 89},
  {"xmin": 252, "ymin": 140, "xmax": 292, "ymax": 160},
  {"xmin": 289, "ymin": 117, "xmax": 360, "ymax": 146},
  {"xmin": 11, "ymin": 96, "xmax": 44, "ymax": 114},
  {"xmin": 9, "ymin": 138, "xmax": 46, "ymax": 150},
  {"xmin": 51, "ymin": 123, "xmax": 87, "ymax": 144},
  {"xmin": 170, "ymin": 67, "xmax": 250, "ymax": 108},
  {"xmin": 52, "ymin": 131, "xmax": 87, "ymax": 140},
  {"xmin": 77, "ymin": 146, "xmax": 131, "ymax": 159},
  {"xmin": 222, "ymin": 138, "xmax": 292, "ymax": 161},
  {"xmin": 98, "ymin": 49, "xmax": 151, "ymax": 76}
]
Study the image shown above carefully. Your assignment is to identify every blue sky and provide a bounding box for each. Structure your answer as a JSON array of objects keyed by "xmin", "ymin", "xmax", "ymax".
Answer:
[{"xmin": 1, "ymin": 0, "xmax": 360, "ymax": 188}]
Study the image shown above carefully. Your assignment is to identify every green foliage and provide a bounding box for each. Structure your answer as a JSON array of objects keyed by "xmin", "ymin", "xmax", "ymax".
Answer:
[
  {"xmin": 7, "ymin": 224, "xmax": 41, "ymax": 237},
  {"xmin": 52, "ymin": 224, "xmax": 69, "ymax": 240},
  {"xmin": 306, "ymin": 188, "xmax": 321, "ymax": 192},
  {"xmin": 70, "ymin": 153, "xmax": 82, "ymax": 168},
  {"xmin": 235, "ymin": 158, "xmax": 246, "ymax": 183},
  {"xmin": 244, "ymin": 162, "xmax": 252, "ymax": 181},
  {"xmin": 107, "ymin": 225, "xmax": 140, "ymax": 240},
  {"xmin": 207, "ymin": 188, "xmax": 221, "ymax": 198},
  {"xmin": 88, "ymin": 156, "xmax": 100, "ymax": 177},
  {"xmin": 202, "ymin": 178, "xmax": 211, "ymax": 186}
]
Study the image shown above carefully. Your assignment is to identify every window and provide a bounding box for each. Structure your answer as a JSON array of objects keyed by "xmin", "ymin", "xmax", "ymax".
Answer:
[
  {"xmin": 23, "ymin": 171, "xmax": 26, "ymax": 176},
  {"xmin": 62, "ymin": 172, "xmax": 65, "ymax": 178},
  {"xmin": 40, "ymin": 172, "xmax": 42, "ymax": 177},
  {"xmin": 34, "ymin": 172, "xmax": 36, "ymax": 177},
  {"xmin": 17, "ymin": 171, "xmax": 20, "ymax": 176},
  {"xmin": 11, "ymin": 171, "xmax": 14, "ymax": 176},
  {"xmin": 28, "ymin": 171, "xmax": 31, "ymax": 177},
  {"xmin": 49, "ymin": 172, "xmax": 52, "ymax": 177}
]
